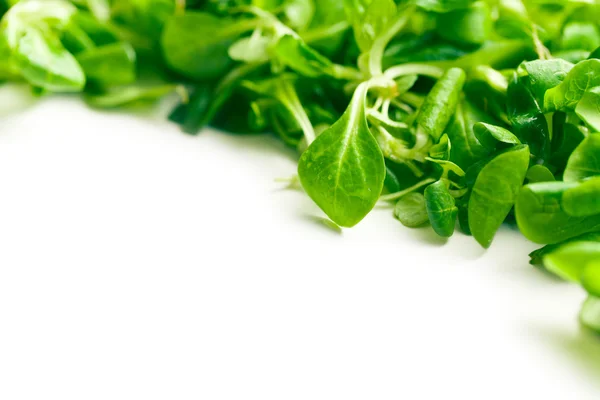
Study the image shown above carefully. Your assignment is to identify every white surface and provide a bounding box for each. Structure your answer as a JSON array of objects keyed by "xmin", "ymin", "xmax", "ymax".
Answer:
[{"xmin": 0, "ymin": 87, "xmax": 599, "ymax": 399}]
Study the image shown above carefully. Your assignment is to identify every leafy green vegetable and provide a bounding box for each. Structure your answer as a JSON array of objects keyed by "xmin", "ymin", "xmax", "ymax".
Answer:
[
  {"xmin": 298, "ymin": 83, "xmax": 385, "ymax": 227},
  {"xmin": 473, "ymin": 122, "xmax": 521, "ymax": 148},
  {"xmin": 436, "ymin": 2, "xmax": 491, "ymax": 46},
  {"xmin": 544, "ymin": 59, "xmax": 600, "ymax": 112},
  {"xmin": 506, "ymin": 73, "xmax": 549, "ymax": 162},
  {"xmin": 576, "ymin": 87, "xmax": 600, "ymax": 132},
  {"xmin": 563, "ymin": 135, "xmax": 600, "ymax": 182},
  {"xmin": 417, "ymin": 68, "xmax": 465, "ymax": 142},
  {"xmin": 529, "ymin": 232, "xmax": 600, "ymax": 267},
  {"xmin": 543, "ymin": 241, "xmax": 600, "ymax": 282},
  {"xmin": 468, "ymin": 145, "xmax": 530, "ymax": 248},
  {"xmin": 424, "ymin": 180, "xmax": 457, "ymax": 238},
  {"xmin": 526, "ymin": 164, "xmax": 555, "ymax": 183},
  {"xmin": 161, "ymin": 12, "xmax": 256, "ymax": 80},
  {"xmin": 1, "ymin": 0, "xmax": 600, "ymax": 342},
  {"xmin": 516, "ymin": 181, "xmax": 600, "ymax": 244},
  {"xmin": 562, "ymin": 177, "xmax": 600, "ymax": 217},
  {"xmin": 582, "ymin": 262, "xmax": 600, "ymax": 298},
  {"xmin": 394, "ymin": 192, "xmax": 428, "ymax": 228},
  {"xmin": 580, "ymin": 296, "xmax": 600, "ymax": 333}
]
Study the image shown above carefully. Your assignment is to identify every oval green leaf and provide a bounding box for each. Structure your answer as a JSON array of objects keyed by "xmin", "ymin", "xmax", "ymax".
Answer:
[
  {"xmin": 298, "ymin": 83, "xmax": 385, "ymax": 227},
  {"xmin": 468, "ymin": 144, "xmax": 530, "ymax": 248}
]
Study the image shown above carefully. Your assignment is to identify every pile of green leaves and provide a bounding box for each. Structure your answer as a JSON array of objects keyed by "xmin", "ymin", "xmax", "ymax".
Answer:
[{"xmin": 1, "ymin": 0, "xmax": 600, "ymax": 330}]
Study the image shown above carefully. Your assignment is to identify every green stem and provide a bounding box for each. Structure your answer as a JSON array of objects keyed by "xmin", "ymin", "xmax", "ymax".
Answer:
[
  {"xmin": 368, "ymin": 5, "xmax": 416, "ymax": 77},
  {"xmin": 384, "ymin": 64, "xmax": 445, "ymax": 80},
  {"xmin": 379, "ymin": 178, "xmax": 436, "ymax": 202}
]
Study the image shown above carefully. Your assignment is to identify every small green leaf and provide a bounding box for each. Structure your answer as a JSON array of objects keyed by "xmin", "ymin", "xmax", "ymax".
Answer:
[
  {"xmin": 161, "ymin": 12, "xmax": 255, "ymax": 80},
  {"xmin": 529, "ymin": 232, "xmax": 600, "ymax": 267},
  {"xmin": 563, "ymin": 177, "xmax": 600, "ymax": 217},
  {"xmin": 516, "ymin": 181, "xmax": 600, "ymax": 244},
  {"xmin": 228, "ymin": 34, "xmax": 270, "ymax": 63},
  {"xmin": 518, "ymin": 59, "xmax": 573, "ymax": 106},
  {"xmin": 525, "ymin": 165, "xmax": 555, "ymax": 183},
  {"xmin": 575, "ymin": 87, "xmax": 600, "ymax": 132},
  {"xmin": 580, "ymin": 296, "xmax": 600, "ymax": 333},
  {"xmin": 564, "ymin": 134, "xmax": 600, "ymax": 182},
  {"xmin": 298, "ymin": 83, "xmax": 385, "ymax": 227},
  {"xmin": 76, "ymin": 42, "xmax": 136, "ymax": 86},
  {"xmin": 12, "ymin": 27, "xmax": 85, "ymax": 92},
  {"xmin": 544, "ymin": 59, "xmax": 600, "ymax": 112},
  {"xmin": 543, "ymin": 241, "xmax": 600, "ymax": 282},
  {"xmin": 507, "ymin": 73, "xmax": 550, "ymax": 162},
  {"xmin": 473, "ymin": 122, "xmax": 521, "ymax": 149},
  {"xmin": 429, "ymin": 134, "xmax": 451, "ymax": 160},
  {"xmin": 436, "ymin": 2, "xmax": 491, "ymax": 46},
  {"xmin": 468, "ymin": 145, "xmax": 530, "ymax": 248},
  {"xmin": 394, "ymin": 192, "xmax": 429, "ymax": 228},
  {"xmin": 274, "ymin": 34, "xmax": 332, "ymax": 77},
  {"xmin": 445, "ymin": 101, "xmax": 490, "ymax": 170},
  {"xmin": 582, "ymin": 262, "xmax": 600, "ymax": 298},
  {"xmin": 417, "ymin": 67, "xmax": 466, "ymax": 142},
  {"xmin": 424, "ymin": 180, "xmax": 457, "ymax": 238}
]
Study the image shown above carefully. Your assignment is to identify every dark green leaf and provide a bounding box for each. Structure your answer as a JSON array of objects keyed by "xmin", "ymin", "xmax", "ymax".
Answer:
[
  {"xmin": 424, "ymin": 180, "xmax": 457, "ymax": 238},
  {"xmin": 417, "ymin": 67, "xmax": 465, "ymax": 142}
]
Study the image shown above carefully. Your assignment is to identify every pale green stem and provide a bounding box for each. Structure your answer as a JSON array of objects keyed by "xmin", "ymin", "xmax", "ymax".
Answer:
[
  {"xmin": 379, "ymin": 178, "xmax": 437, "ymax": 202},
  {"xmin": 369, "ymin": 6, "xmax": 416, "ymax": 77},
  {"xmin": 384, "ymin": 64, "xmax": 445, "ymax": 80}
]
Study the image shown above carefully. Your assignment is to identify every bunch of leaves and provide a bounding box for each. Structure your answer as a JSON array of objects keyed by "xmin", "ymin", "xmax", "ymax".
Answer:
[{"xmin": 1, "ymin": 0, "xmax": 600, "ymax": 331}]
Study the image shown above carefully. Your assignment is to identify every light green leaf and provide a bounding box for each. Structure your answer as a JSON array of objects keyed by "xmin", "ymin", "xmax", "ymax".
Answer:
[{"xmin": 298, "ymin": 83, "xmax": 385, "ymax": 227}]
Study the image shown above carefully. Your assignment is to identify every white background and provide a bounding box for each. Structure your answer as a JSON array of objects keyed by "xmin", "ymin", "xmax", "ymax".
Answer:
[{"xmin": 0, "ymin": 86, "xmax": 599, "ymax": 399}]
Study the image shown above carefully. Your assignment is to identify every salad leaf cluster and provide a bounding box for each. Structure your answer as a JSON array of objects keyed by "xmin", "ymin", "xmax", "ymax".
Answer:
[{"xmin": 1, "ymin": 0, "xmax": 600, "ymax": 331}]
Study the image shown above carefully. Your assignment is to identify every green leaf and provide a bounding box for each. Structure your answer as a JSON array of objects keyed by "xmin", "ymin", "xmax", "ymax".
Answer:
[
  {"xmin": 562, "ymin": 176, "xmax": 600, "ymax": 217},
  {"xmin": 436, "ymin": 1, "xmax": 491, "ymax": 45},
  {"xmin": 394, "ymin": 192, "xmax": 429, "ymax": 228},
  {"xmin": 544, "ymin": 59, "xmax": 600, "ymax": 112},
  {"xmin": 564, "ymin": 134, "xmax": 600, "ymax": 182},
  {"xmin": 561, "ymin": 22, "xmax": 600, "ymax": 52},
  {"xmin": 473, "ymin": 122, "xmax": 521, "ymax": 149},
  {"xmin": 429, "ymin": 133, "xmax": 451, "ymax": 160},
  {"xmin": 284, "ymin": 0, "xmax": 315, "ymax": 31},
  {"xmin": 76, "ymin": 42, "xmax": 136, "ymax": 86},
  {"xmin": 582, "ymin": 262, "xmax": 600, "ymax": 297},
  {"xmin": 298, "ymin": 83, "xmax": 385, "ymax": 227},
  {"xmin": 580, "ymin": 296, "xmax": 600, "ymax": 333},
  {"xmin": 543, "ymin": 241, "xmax": 600, "ymax": 282},
  {"xmin": 424, "ymin": 180, "xmax": 457, "ymax": 238},
  {"xmin": 507, "ymin": 73, "xmax": 550, "ymax": 162},
  {"xmin": 274, "ymin": 34, "xmax": 332, "ymax": 77},
  {"xmin": 345, "ymin": 0, "xmax": 397, "ymax": 52},
  {"xmin": 12, "ymin": 27, "xmax": 85, "ymax": 92},
  {"xmin": 516, "ymin": 181, "xmax": 600, "ymax": 244},
  {"xmin": 518, "ymin": 59, "xmax": 573, "ymax": 106},
  {"xmin": 529, "ymin": 232, "xmax": 600, "ymax": 267},
  {"xmin": 526, "ymin": 164, "xmax": 555, "ymax": 183},
  {"xmin": 228, "ymin": 34, "xmax": 270, "ymax": 63},
  {"xmin": 417, "ymin": 67, "xmax": 465, "ymax": 142},
  {"xmin": 575, "ymin": 86, "xmax": 600, "ymax": 132},
  {"xmin": 468, "ymin": 145, "xmax": 530, "ymax": 248},
  {"xmin": 446, "ymin": 101, "xmax": 490, "ymax": 170},
  {"xmin": 161, "ymin": 12, "xmax": 255, "ymax": 80}
]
